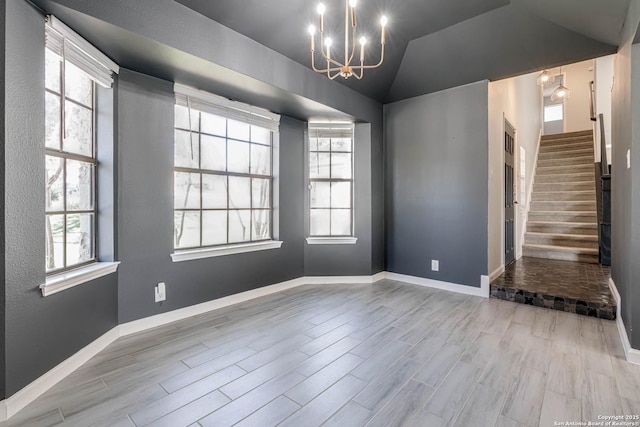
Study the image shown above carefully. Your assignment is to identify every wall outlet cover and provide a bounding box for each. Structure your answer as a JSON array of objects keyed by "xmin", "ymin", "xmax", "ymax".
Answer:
[
  {"xmin": 155, "ymin": 282, "xmax": 166, "ymax": 303},
  {"xmin": 431, "ymin": 260, "xmax": 439, "ymax": 271},
  {"xmin": 628, "ymin": 149, "xmax": 631, "ymax": 169}
]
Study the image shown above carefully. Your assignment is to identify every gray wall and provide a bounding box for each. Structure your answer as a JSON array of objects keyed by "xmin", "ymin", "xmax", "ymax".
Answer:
[
  {"xmin": 384, "ymin": 82, "xmax": 489, "ymax": 287},
  {"xmin": 116, "ymin": 69, "xmax": 306, "ymax": 322},
  {"xmin": 612, "ymin": 0, "xmax": 640, "ymax": 349},
  {"xmin": 0, "ymin": 0, "xmax": 6, "ymax": 400},
  {"xmin": 2, "ymin": 0, "xmax": 119, "ymax": 397}
]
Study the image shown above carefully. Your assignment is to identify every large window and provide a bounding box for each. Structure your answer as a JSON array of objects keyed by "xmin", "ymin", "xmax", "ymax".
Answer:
[
  {"xmin": 173, "ymin": 86, "xmax": 280, "ymax": 251},
  {"xmin": 308, "ymin": 124, "xmax": 354, "ymax": 237},
  {"xmin": 44, "ymin": 17, "xmax": 118, "ymax": 274}
]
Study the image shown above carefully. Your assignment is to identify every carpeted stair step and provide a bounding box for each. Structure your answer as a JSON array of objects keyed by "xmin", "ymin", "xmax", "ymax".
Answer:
[
  {"xmin": 533, "ymin": 181, "xmax": 595, "ymax": 192},
  {"xmin": 535, "ymin": 172, "xmax": 595, "ymax": 184},
  {"xmin": 538, "ymin": 147, "xmax": 595, "ymax": 160},
  {"xmin": 530, "ymin": 200, "xmax": 596, "ymax": 211},
  {"xmin": 528, "ymin": 211, "xmax": 597, "ymax": 223},
  {"xmin": 536, "ymin": 164, "xmax": 593, "ymax": 175},
  {"xmin": 531, "ymin": 191, "xmax": 596, "ymax": 202},
  {"xmin": 537, "ymin": 155, "xmax": 594, "ymax": 168},
  {"xmin": 526, "ymin": 221, "xmax": 598, "ymax": 235},
  {"xmin": 522, "ymin": 244, "xmax": 599, "ymax": 263},
  {"xmin": 524, "ymin": 232, "xmax": 598, "ymax": 249}
]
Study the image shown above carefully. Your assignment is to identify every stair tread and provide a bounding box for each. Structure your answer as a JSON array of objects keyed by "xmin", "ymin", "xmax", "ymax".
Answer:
[
  {"xmin": 525, "ymin": 232, "xmax": 598, "ymax": 240},
  {"xmin": 527, "ymin": 221, "xmax": 597, "ymax": 227},
  {"xmin": 523, "ymin": 243, "xmax": 599, "ymax": 254},
  {"xmin": 532, "ymin": 190, "xmax": 595, "ymax": 194}
]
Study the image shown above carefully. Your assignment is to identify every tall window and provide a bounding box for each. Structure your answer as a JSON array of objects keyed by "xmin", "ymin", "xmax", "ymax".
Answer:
[
  {"xmin": 308, "ymin": 124, "xmax": 354, "ymax": 237},
  {"xmin": 45, "ymin": 16, "xmax": 119, "ymax": 273},
  {"xmin": 173, "ymin": 86, "xmax": 280, "ymax": 250}
]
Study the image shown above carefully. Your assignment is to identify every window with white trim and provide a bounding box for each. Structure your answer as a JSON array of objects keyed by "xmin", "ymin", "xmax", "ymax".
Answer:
[
  {"xmin": 44, "ymin": 16, "xmax": 119, "ymax": 274},
  {"xmin": 308, "ymin": 123, "xmax": 354, "ymax": 237},
  {"xmin": 173, "ymin": 85, "xmax": 280, "ymax": 250}
]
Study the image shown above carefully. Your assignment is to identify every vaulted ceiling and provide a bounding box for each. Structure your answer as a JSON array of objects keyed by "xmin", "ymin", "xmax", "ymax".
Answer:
[{"xmin": 175, "ymin": 0, "xmax": 630, "ymax": 102}]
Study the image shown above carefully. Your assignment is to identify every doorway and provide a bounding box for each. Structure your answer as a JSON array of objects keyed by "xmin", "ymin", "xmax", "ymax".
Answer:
[{"xmin": 504, "ymin": 119, "xmax": 516, "ymax": 266}]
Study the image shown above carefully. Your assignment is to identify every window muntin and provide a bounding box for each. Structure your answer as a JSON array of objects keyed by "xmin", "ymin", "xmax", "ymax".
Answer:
[
  {"xmin": 173, "ymin": 105, "xmax": 274, "ymax": 250},
  {"xmin": 45, "ymin": 49, "xmax": 97, "ymax": 273},
  {"xmin": 309, "ymin": 128, "xmax": 354, "ymax": 237}
]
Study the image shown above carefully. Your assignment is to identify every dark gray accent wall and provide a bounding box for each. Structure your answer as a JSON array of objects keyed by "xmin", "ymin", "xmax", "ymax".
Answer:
[
  {"xmin": 116, "ymin": 69, "xmax": 306, "ymax": 323},
  {"xmin": 0, "ymin": 0, "xmax": 6, "ymax": 401},
  {"xmin": 611, "ymin": 0, "xmax": 640, "ymax": 349},
  {"xmin": 2, "ymin": 0, "xmax": 118, "ymax": 396},
  {"xmin": 384, "ymin": 82, "xmax": 489, "ymax": 287}
]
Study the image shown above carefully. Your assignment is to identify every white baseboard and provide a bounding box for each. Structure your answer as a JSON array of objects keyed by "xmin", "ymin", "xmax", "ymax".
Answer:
[
  {"xmin": 119, "ymin": 277, "xmax": 307, "ymax": 336},
  {"xmin": 1, "ymin": 327, "xmax": 120, "ymax": 420},
  {"xmin": 385, "ymin": 272, "xmax": 490, "ymax": 298},
  {"xmin": 489, "ymin": 265, "xmax": 505, "ymax": 282},
  {"xmin": 0, "ymin": 270, "xmax": 486, "ymax": 421},
  {"xmin": 609, "ymin": 278, "xmax": 640, "ymax": 365}
]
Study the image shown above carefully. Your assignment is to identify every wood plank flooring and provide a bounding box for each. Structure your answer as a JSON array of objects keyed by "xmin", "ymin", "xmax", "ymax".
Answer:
[{"xmin": 2, "ymin": 280, "xmax": 639, "ymax": 427}]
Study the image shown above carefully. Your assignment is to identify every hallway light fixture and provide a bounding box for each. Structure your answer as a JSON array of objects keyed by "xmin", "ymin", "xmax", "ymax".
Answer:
[
  {"xmin": 536, "ymin": 69, "xmax": 555, "ymax": 87},
  {"xmin": 550, "ymin": 67, "xmax": 570, "ymax": 103},
  {"xmin": 308, "ymin": 0, "xmax": 387, "ymax": 80}
]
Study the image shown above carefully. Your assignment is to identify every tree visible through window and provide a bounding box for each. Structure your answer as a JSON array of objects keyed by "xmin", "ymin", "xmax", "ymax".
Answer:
[
  {"xmin": 45, "ymin": 48, "xmax": 96, "ymax": 272},
  {"xmin": 173, "ymin": 104, "xmax": 273, "ymax": 249},
  {"xmin": 308, "ymin": 124, "xmax": 354, "ymax": 237}
]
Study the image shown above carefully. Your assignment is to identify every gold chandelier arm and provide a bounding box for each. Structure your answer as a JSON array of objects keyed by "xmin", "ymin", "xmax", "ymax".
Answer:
[
  {"xmin": 359, "ymin": 43, "xmax": 385, "ymax": 69},
  {"xmin": 328, "ymin": 69, "xmax": 342, "ymax": 80},
  {"xmin": 319, "ymin": 49, "xmax": 345, "ymax": 69},
  {"xmin": 311, "ymin": 48, "xmax": 342, "ymax": 73},
  {"xmin": 348, "ymin": 26, "xmax": 357, "ymax": 65}
]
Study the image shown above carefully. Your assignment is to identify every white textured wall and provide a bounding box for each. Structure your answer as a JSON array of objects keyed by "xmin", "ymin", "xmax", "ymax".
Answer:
[
  {"xmin": 488, "ymin": 72, "xmax": 542, "ymax": 275},
  {"xmin": 595, "ymin": 55, "xmax": 614, "ymax": 164},
  {"xmin": 563, "ymin": 59, "xmax": 596, "ymax": 133}
]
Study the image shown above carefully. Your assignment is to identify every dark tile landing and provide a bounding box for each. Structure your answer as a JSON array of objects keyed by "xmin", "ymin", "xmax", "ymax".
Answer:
[{"xmin": 490, "ymin": 257, "xmax": 616, "ymax": 320}]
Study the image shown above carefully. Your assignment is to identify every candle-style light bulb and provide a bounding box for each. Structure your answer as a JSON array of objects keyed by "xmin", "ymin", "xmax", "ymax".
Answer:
[
  {"xmin": 349, "ymin": 0, "xmax": 357, "ymax": 7},
  {"xmin": 317, "ymin": 3, "xmax": 325, "ymax": 14},
  {"xmin": 380, "ymin": 15, "xmax": 387, "ymax": 44},
  {"xmin": 359, "ymin": 36, "xmax": 367, "ymax": 62},
  {"xmin": 308, "ymin": 25, "xmax": 316, "ymax": 36}
]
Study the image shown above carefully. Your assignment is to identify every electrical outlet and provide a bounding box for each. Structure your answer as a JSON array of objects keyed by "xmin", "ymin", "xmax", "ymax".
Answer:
[
  {"xmin": 431, "ymin": 260, "xmax": 439, "ymax": 272},
  {"xmin": 155, "ymin": 282, "xmax": 166, "ymax": 302},
  {"xmin": 628, "ymin": 149, "xmax": 631, "ymax": 169}
]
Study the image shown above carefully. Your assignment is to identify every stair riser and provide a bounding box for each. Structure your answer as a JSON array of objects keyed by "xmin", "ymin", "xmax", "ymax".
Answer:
[
  {"xmin": 537, "ymin": 157, "xmax": 594, "ymax": 168},
  {"xmin": 541, "ymin": 134, "xmax": 593, "ymax": 144},
  {"xmin": 530, "ymin": 202, "xmax": 596, "ymax": 211},
  {"xmin": 533, "ymin": 182, "xmax": 595, "ymax": 192},
  {"xmin": 525, "ymin": 235, "xmax": 598, "ymax": 249},
  {"xmin": 539, "ymin": 142, "xmax": 593, "ymax": 153},
  {"xmin": 537, "ymin": 165, "xmax": 593, "ymax": 175},
  {"xmin": 531, "ymin": 192, "xmax": 595, "ymax": 202},
  {"xmin": 538, "ymin": 149, "xmax": 594, "ymax": 160},
  {"xmin": 542, "ymin": 130, "xmax": 592, "ymax": 139},
  {"xmin": 527, "ymin": 224, "xmax": 597, "ymax": 235},
  {"xmin": 528, "ymin": 212, "xmax": 597, "ymax": 223},
  {"xmin": 523, "ymin": 248, "xmax": 598, "ymax": 264},
  {"xmin": 535, "ymin": 173, "xmax": 595, "ymax": 183}
]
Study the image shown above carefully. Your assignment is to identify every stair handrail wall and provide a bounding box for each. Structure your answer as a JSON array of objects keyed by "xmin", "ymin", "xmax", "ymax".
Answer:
[
  {"xmin": 589, "ymin": 81, "xmax": 597, "ymax": 122},
  {"xmin": 599, "ymin": 113, "xmax": 608, "ymax": 176}
]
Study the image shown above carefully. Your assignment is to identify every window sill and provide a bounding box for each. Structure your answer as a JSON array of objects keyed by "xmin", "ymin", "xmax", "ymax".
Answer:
[
  {"xmin": 306, "ymin": 237, "xmax": 358, "ymax": 245},
  {"xmin": 171, "ymin": 240, "xmax": 284, "ymax": 262},
  {"xmin": 40, "ymin": 262, "xmax": 120, "ymax": 297}
]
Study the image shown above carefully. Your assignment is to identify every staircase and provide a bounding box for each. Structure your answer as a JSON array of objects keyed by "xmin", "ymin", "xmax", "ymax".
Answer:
[{"xmin": 524, "ymin": 130, "xmax": 599, "ymax": 264}]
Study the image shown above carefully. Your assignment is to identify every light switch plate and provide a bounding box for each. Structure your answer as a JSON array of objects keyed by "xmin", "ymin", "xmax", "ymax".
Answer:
[
  {"xmin": 628, "ymin": 149, "xmax": 631, "ymax": 169},
  {"xmin": 431, "ymin": 260, "xmax": 439, "ymax": 271}
]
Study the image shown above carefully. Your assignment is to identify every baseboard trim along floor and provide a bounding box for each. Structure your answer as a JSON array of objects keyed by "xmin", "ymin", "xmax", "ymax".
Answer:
[
  {"xmin": 609, "ymin": 278, "xmax": 640, "ymax": 366},
  {"xmin": 1, "ymin": 269, "xmax": 613, "ymax": 421}
]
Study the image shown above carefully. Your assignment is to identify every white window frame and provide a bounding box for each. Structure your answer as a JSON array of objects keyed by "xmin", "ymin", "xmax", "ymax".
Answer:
[
  {"xmin": 41, "ymin": 16, "xmax": 120, "ymax": 296},
  {"xmin": 307, "ymin": 123, "xmax": 357, "ymax": 245},
  {"xmin": 171, "ymin": 85, "xmax": 282, "ymax": 262}
]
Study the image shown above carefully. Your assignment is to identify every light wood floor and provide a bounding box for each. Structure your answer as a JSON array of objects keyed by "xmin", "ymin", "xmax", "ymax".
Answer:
[{"xmin": 3, "ymin": 280, "xmax": 640, "ymax": 427}]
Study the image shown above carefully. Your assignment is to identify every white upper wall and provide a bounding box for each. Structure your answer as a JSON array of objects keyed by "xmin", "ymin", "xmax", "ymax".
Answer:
[
  {"xmin": 563, "ymin": 59, "xmax": 596, "ymax": 133},
  {"xmin": 488, "ymin": 72, "xmax": 542, "ymax": 275},
  {"xmin": 595, "ymin": 55, "xmax": 614, "ymax": 164}
]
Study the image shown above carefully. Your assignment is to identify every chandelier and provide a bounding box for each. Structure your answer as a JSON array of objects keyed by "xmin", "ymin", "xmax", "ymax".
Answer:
[{"xmin": 308, "ymin": 0, "xmax": 387, "ymax": 80}]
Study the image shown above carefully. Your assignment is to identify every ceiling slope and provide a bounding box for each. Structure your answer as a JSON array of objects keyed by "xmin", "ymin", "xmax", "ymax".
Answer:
[{"xmin": 387, "ymin": 3, "xmax": 618, "ymax": 103}]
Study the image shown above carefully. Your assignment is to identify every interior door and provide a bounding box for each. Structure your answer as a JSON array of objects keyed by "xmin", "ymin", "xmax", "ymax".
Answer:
[{"xmin": 504, "ymin": 122, "xmax": 515, "ymax": 266}]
